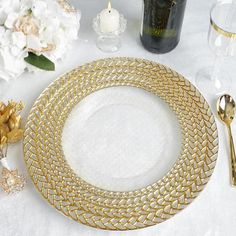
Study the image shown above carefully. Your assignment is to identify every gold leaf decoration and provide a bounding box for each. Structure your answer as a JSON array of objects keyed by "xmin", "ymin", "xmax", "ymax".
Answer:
[
  {"xmin": 0, "ymin": 100, "xmax": 26, "ymax": 194},
  {"xmin": 7, "ymin": 129, "xmax": 24, "ymax": 144}
]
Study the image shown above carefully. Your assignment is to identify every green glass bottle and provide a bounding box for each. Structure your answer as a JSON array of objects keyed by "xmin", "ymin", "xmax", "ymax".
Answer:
[{"xmin": 140, "ymin": 0, "xmax": 187, "ymax": 53}]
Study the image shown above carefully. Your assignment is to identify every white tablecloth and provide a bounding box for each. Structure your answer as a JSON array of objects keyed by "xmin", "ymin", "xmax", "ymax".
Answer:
[{"xmin": 1, "ymin": 0, "xmax": 236, "ymax": 235}]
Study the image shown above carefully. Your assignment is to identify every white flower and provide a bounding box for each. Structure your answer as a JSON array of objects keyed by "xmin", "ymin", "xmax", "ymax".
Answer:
[
  {"xmin": 0, "ymin": 0, "xmax": 81, "ymax": 81},
  {"xmin": 0, "ymin": 26, "xmax": 6, "ymax": 38},
  {"xmin": 0, "ymin": 47, "xmax": 26, "ymax": 81},
  {"xmin": 0, "ymin": 0, "xmax": 20, "ymax": 14},
  {"xmin": 12, "ymin": 31, "xmax": 27, "ymax": 49},
  {"xmin": 0, "ymin": 29, "xmax": 12, "ymax": 47},
  {"xmin": 4, "ymin": 13, "xmax": 19, "ymax": 29},
  {"xmin": 31, "ymin": 0, "xmax": 47, "ymax": 18},
  {"xmin": 27, "ymin": 35, "xmax": 43, "ymax": 51}
]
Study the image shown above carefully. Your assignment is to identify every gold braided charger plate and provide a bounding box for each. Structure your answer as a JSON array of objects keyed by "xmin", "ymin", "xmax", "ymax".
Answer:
[{"xmin": 23, "ymin": 58, "xmax": 218, "ymax": 230}]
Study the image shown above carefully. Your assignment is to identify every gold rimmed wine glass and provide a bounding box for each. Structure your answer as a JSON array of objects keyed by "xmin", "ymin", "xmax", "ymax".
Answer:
[{"xmin": 196, "ymin": 1, "xmax": 236, "ymax": 95}]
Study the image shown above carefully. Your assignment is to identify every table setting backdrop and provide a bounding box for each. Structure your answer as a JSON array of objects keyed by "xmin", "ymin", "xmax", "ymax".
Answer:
[{"xmin": 0, "ymin": 0, "xmax": 236, "ymax": 235}]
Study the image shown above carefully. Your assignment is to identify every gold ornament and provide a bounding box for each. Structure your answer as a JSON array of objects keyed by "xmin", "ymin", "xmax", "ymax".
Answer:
[
  {"xmin": 0, "ymin": 135, "xmax": 7, "ymax": 150},
  {"xmin": 0, "ymin": 102, "xmax": 6, "ymax": 114},
  {"xmin": 0, "ymin": 123, "xmax": 10, "ymax": 133},
  {"xmin": 7, "ymin": 129, "xmax": 24, "ymax": 144},
  {"xmin": 0, "ymin": 168, "xmax": 25, "ymax": 194},
  {"xmin": 0, "ymin": 100, "xmax": 26, "ymax": 194},
  {"xmin": 8, "ymin": 114, "xmax": 21, "ymax": 130},
  {"xmin": 0, "ymin": 106, "xmax": 13, "ymax": 125}
]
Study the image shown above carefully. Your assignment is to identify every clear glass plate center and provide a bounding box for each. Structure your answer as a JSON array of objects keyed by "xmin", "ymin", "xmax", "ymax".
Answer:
[{"xmin": 62, "ymin": 86, "xmax": 181, "ymax": 191}]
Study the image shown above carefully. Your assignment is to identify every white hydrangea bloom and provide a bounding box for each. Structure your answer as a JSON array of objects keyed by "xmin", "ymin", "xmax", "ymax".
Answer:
[{"xmin": 0, "ymin": 0, "xmax": 80, "ymax": 81}]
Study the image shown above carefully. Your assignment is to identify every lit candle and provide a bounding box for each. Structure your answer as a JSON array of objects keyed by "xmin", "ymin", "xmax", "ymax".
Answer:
[{"xmin": 100, "ymin": 1, "xmax": 120, "ymax": 33}]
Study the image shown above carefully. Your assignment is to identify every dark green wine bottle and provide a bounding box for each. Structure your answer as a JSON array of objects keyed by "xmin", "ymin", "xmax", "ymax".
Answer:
[{"xmin": 140, "ymin": 0, "xmax": 187, "ymax": 53}]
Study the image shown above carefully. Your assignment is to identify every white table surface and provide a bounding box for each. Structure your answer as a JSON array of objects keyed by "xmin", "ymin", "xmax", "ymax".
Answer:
[{"xmin": 1, "ymin": 0, "xmax": 236, "ymax": 235}]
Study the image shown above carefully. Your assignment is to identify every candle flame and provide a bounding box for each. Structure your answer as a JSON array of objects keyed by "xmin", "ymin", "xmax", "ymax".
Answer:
[{"xmin": 108, "ymin": 1, "xmax": 112, "ymax": 12}]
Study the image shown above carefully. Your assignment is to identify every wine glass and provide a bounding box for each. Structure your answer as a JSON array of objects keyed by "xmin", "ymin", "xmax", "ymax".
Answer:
[{"xmin": 196, "ymin": 1, "xmax": 236, "ymax": 95}]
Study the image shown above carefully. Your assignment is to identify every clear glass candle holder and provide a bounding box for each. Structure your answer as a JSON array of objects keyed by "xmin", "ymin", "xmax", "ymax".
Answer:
[{"xmin": 93, "ymin": 13, "xmax": 127, "ymax": 53}]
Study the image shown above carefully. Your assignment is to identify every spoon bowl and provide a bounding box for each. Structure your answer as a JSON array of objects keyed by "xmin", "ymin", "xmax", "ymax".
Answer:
[{"xmin": 217, "ymin": 94, "xmax": 236, "ymax": 125}]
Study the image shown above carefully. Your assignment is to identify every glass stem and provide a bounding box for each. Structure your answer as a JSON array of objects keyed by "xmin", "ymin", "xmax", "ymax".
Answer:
[{"xmin": 210, "ymin": 55, "xmax": 223, "ymax": 82}]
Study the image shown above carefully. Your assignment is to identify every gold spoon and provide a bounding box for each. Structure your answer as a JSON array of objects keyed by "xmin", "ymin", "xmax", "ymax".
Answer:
[{"xmin": 217, "ymin": 94, "xmax": 236, "ymax": 186}]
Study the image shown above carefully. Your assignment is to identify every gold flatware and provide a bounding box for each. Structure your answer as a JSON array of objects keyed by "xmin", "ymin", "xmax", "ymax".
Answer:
[{"xmin": 217, "ymin": 94, "xmax": 236, "ymax": 186}]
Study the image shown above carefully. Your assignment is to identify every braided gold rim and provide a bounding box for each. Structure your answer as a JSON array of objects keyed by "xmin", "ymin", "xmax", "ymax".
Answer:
[{"xmin": 23, "ymin": 58, "xmax": 218, "ymax": 230}]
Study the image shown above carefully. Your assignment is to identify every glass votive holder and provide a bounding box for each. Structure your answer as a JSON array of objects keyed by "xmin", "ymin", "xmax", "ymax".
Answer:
[{"xmin": 93, "ymin": 14, "xmax": 127, "ymax": 53}]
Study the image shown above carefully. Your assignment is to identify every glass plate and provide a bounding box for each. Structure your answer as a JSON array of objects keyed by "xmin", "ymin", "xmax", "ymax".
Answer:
[
  {"xmin": 62, "ymin": 86, "xmax": 182, "ymax": 192},
  {"xmin": 23, "ymin": 58, "xmax": 218, "ymax": 230}
]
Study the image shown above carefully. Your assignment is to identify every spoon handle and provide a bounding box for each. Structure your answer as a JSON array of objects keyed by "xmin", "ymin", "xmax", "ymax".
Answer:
[{"xmin": 227, "ymin": 125, "xmax": 236, "ymax": 186}]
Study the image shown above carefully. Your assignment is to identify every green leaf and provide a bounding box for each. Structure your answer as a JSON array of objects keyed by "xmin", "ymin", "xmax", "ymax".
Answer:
[{"xmin": 24, "ymin": 52, "xmax": 55, "ymax": 71}]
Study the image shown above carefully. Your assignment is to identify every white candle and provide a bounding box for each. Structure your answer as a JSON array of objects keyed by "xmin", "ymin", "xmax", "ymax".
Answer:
[{"xmin": 100, "ymin": 1, "xmax": 120, "ymax": 33}]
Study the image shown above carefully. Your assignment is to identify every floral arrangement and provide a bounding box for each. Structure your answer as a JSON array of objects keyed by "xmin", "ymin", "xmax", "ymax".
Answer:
[{"xmin": 0, "ymin": 0, "xmax": 81, "ymax": 81}]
